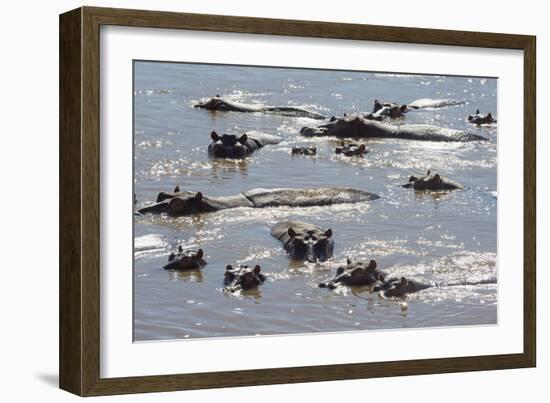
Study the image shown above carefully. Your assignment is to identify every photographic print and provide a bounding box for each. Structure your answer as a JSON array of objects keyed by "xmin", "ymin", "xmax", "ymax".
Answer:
[{"xmin": 133, "ymin": 61, "xmax": 497, "ymax": 342}]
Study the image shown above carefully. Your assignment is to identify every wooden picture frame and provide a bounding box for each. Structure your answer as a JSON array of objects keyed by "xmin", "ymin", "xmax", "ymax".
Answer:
[{"xmin": 59, "ymin": 6, "xmax": 536, "ymax": 396}]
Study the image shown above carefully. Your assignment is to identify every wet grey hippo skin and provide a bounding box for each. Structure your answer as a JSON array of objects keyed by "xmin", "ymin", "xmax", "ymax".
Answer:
[
  {"xmin": 407, "ymin": 98, "xmax": 465, "ymax": 109},
  {"xmin": 401, "ymin": 171, "xmax": 464, "ymax": 190},
  {"xmin": 300, "ymin": 115, "xmax": 488, "ymax": 142},
  {"xmin": 208, "ymin": 131, "xmax": 281, "ymax": 158},
  {"xmin": 335, "ymin": 142, "xmax": 368, "ymax": 157},
  {"xmin": 194, "ymin": 96, "xmax": 326, "ymax": 120},
  {"xmin": 373, "ymin": 277, "xmax": 430, "ymax": 298},
  {"xmin": 468, "ymin": 109, "xmax": 497, "ymax": 125},
  {"xmin": 224, "ymin": 265, "xmax": 266, "ymax": 292},
  {"xmin": 292, "ymin": 146, "xmax": 317, "ymax": 156},
  {"xmin": 137, "ymin": 187, "xmax": 380, "ymax": 216},
  {"xmin": 319, "ymin": 259, "xmax": 386, "ymax": 289},
  {"xmin": 163, "ymin": 247, "xmax": 207, "ymax": 271},
  {"xmin": 271, "ymin": 221, "xmax": 334, "ymax": 262}
]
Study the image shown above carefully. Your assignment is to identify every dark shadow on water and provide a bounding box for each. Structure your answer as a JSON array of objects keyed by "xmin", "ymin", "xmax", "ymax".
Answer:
[{"xmin": 35, "ymin": 373, "xmax": 58, "ymax": 388}]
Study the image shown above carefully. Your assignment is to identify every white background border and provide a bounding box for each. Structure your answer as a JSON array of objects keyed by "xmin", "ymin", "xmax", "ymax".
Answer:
[{"xmin": 100, "ymin": 25, "xmax": 523, "ymax": 378}]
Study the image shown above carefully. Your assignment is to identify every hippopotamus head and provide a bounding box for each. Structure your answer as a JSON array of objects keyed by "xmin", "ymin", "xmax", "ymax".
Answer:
[
  {"xmin": 209, "ymin": 131, "xmax": 254, "ymax": 158},
  {"xmin": 286, "ymin": 226, "xmax": 333, "ymax": 262},
  {"xmin": 166, "ymin": 192, "xmax": 209, "ymax": 216},
  {"xmin": 335, "ymin": 142, "xmax": 367, "ymax": 157},
  {"xmin": 373, "ymin": 100, "xmax": 408, "ymax": 117},
  {"xmin": 402, "ymin": 171, "xmax": 464, "ymax": 191},
  {"xmin": 223, "ymin": 265, "xmax": 266, "ymax": 292},
  {"xmin": 300, "ymin": 115, "xmax": 363, "ymax": 137},
  {"xmin": 319, "ymin": 259, "xmax": 384, "ymax": 289},
  {"xmin": 374, "ymin": 276, "xmax": 430, "ymax": 298},
  {"xmin": 194, "ymin": 95, "xmax": 224, "ymax": 110},
  {"xmin": 468, "ymin": 109, "xmax": 497, "ymax": 125},
  {"xmin": 163, "ymin": 248, "xmax": 207, "ymax": 271}
]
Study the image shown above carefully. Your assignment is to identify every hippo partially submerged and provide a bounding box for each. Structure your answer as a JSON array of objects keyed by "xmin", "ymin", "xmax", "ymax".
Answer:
[
  {"xmin": 300, "ymin": 115, "xmax": 487, "ymax": 142},
  {"xmin": 468, "ymin": 109, "xmax": 497, "ymax": 125},
  {"xmin": 401, "ymin": 171, "xmax": 464, "ymax": 191},
  {"xmin": 374, "ymin": 277, "xmax": 430, "ymax": 298},
  {"xmin": 194, "ymin": 96, "xmax": 326, "ymax": 119},
  {"xmin": 335, "ymin": 142, "xmax": 368, "ymax": 157},
  {"xmin": 292, "ymin": 146, "xmax": 317, "ymax": 156},
  {"xmin": 208, "ymin": 131, "xmax": 281, "ymax": 158},
  {"xmin": 407, "ymin": 98, "xmax": 465, "ymax": 109},
  {"xmin": 271, "ymin": 221, "xmax": 334, "ymax": 262},
  {"xmin": 163, "ymin": 247, "xmax": 207, "ymax": 271},
  {"xmin": 318, "ymin": 259, "xmax": 386, "ymax": 289},
  {"xmin": 137, "ymin": 187, "xmax": 380, "ymax": 216},
  {"xmin": 224, "ymin": 264, "xmax": 266, "ymax": 292}
]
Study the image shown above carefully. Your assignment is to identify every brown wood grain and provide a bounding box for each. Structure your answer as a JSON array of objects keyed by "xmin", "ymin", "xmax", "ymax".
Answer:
[{"xmin": 59, "ymin": 6, "xmax": 537, "ymax": 396}]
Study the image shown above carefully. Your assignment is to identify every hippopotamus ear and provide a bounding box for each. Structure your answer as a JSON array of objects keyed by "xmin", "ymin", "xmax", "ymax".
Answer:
[
  {"xmin": 346, "ymin": 257, "xmax": 352, "ymax": 265},
  {"xmin": 409, "ymin": 175, "xmax": 418, "ymax": 183},
  {"xmin": 400, "ymin": 104, "xmax": 407, "ymax": 113},
  {"xmin": 195, "ymin": 192, "xmax": 203, "ymax": 201},
  {"xmin": 476, "ymin": 109, "xmax": 480, "ymax": 114},
  {"xmin": 225, "ymin": 265, "xmax": 233, "ymax": 271},
  {"xmin": 468, "ymin": 115, "xmax": 473, "ymax": 121},
  {"xmin": 358, "ymin": 144, "xmax": 366, "ymax": 153},
  {"xmin": 211, "ymin": 131, "xmax": 220, "ymax": 142},
  {"xmin": 324, "ymin": 229, "xmax": 333, "ymax": 238},
  {"xmin": 287, "ymin": 227, "xmax": 297, "ymax": 238},
  {"xmin": 400, "ymin": 277, "xmax": 407, "ymax": 285},
  {"xmin": 238, "ymin": 134, "xmax": 248, "ymax": 144},
  {"xmin": 253, "ymin": 265, "xmax": 261, "ymax": 274},
  {"xmin": 178, "ymin": 245, "xmax": 183, "ymax": 253},
  {"xmin": 330, "ymin": 116, "xmax": 337, "ymax": 122},
  {"xmin": 368, "ymin": 260, "xmax": 377, "ymax": 270},
  {"xmin": 168, "ymin": 252, "xmax": 176, "ymax": 261},
  {"xmin": 195, "ymin": 249, "xmax": 203, "ymax": 259},
  {"xmin": 174, "ymin": 185, "xmax": 180, "ymax": 193},
  {"xmin": 487, "ymin": 112, "xmax": 493, "ymax": 119}
]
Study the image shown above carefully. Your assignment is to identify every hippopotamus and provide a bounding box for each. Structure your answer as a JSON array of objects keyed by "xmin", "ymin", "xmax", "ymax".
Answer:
[
  {"xmin": 374, "ymin": 277, "xmax": 430, "ymax": 298},
  {"xmin": 163, "ymin": 247, "xmax": 207, "ymax": 271},
  {"xmin": 223, "ymin": 264, "xmax": 266, "ymax": 292},
  {"xmin": 468, "ymin": 109, "xmax": 497, "ymax": 125},
  {"xmin": 137, "ymin": 187, "xmax": 380, "ymax": 216},
  {"xmin": 318, "ymin": 259, "xmax": 386, "ymax": 289},
  {"xmin": 194, "ymin": 96, "xmax": 326, "ymax": 120},
  {"xmin": 208, "ymin": 131, "xmax": 281, "ymax": 158},
  {"xmin": 300, "ymin": 115, "xmax": 487, "ymax": 142},
  {"xmin": 367, "ymin": 100, "xmax": 409, "ymax": 119},
  {"xmin": 401, "ymin": 171, "xmax": 464, "ymax": 190},
  {"xmin": 271, "ymin": 221, "xmax": 334, "ymax": 262},
  {"xmin": 335, "ymin": 141, "xmax": 368, "ymax": 157},
  {"xmin": 292, "ymin": 146, "xmax": 317, "ymax": 156}
]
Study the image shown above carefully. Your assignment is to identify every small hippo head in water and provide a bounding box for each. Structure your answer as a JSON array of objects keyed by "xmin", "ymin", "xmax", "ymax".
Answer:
[
  {"xmin": 319, "ymin": 259, "xmax": 384, "ymax": 289},
  {"xmin": 374, "ymin": 277, "xmax": 430, "ymax": 298},
  {"xmin": 373, "ymin": 100, "xmax": 408, "ymax": 118},
  {"xmin": 335, "ymin": 142, "xmax": 368, "ymax": 157},
  {"xmin": 194, "ymin": 96, "xmax": 224, "ymax": 110},
  {"xmin": 286, "ymin": 226, "xmax": 334, "ymax": 262},
  {"xmin": 468, "ymin": 109, "xmax": 497, "ymax": 125},
  {"xmin": 300, "ymin": 115, "xmax": 364, "ymax": 137},
  {"xmin": 163, "ymin": 248, "xmax": 207, "ymax": 271},
  {"xmin": 223, "ymin": 265, "xmax": 266, "ymax": 292},
  {"xmin": 402, "ymin": 171, "xmax": 464, "ymax": 191},
  {"xmin": 208, "ymin": 131, "xmax": 258, "ymax": 158},
  {"xmin": 165, "ymin": 192, "xmax": 211, "ymax": 216}
]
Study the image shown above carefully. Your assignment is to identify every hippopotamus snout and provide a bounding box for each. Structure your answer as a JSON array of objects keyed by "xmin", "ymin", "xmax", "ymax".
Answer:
[{"xmin": 288, "ymin": 227, "xmax": 333, "ymax": 262}]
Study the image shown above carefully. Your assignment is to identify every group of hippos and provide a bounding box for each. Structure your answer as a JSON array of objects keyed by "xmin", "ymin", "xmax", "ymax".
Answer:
[{"xmin": 136, "ymin": 94, "xmax": 496, "ymax": 297}]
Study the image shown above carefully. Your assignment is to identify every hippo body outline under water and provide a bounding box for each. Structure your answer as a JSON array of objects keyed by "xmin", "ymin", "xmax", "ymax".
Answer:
[
  {"xmin": 401, "ymin": 171, "xmax": 464, "ymax": 191},
  {"xmin": 271, "ymin": 221, "xmax": 334, "ymax": 262},
  {"xmin": 137, "ymin": 187, "xmax": 380, "ymax": 216},
  {"xmin": 300, "ymin": 115, "xmax": 488, "ymax": 142},
  {"xmin": 208, "ymin": 130, "xmax": 281, "ymax": 158},
  {"xmin": 194, "ymin": 96, "xmax": 326, "ymax": 120},
  {"xmin": 223, "ymin": 264, "xmax": 266, "ymax": 292}
]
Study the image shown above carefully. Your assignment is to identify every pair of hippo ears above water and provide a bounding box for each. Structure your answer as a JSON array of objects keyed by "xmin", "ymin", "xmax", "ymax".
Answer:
[
  {"xmin": 210, "ymin": 131, "xmax": 248, "ymax": 144},
  {"xmin": 226, "ymin": 264, "xmax": 262, "ymax": 273},
  {"xmin": 343, "ymin": 258, "xmax": 377, "ymax": 268},
  {"xmin": 287, "ymin": 227, "xmax": 332, "ymax": 238}
]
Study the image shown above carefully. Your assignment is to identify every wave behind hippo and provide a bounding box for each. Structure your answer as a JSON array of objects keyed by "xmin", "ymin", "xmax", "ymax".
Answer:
[
  {"xmin": 194, "ymin": 96, "xmax": 326, "ymax": 119},
  {"xmin": 137, "ymin": 187, "xmax": 380, "ymax": 216},
  {"xmin": 300, "ymin": 115, "xmax": 487, "ymax": 142}
]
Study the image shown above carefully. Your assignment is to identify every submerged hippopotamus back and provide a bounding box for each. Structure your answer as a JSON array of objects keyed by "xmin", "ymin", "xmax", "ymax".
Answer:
[
  {"xmin": 271, "ymin": 221, "xmax": 334, "ymax": 262},
  {"xmin": 163, "ymin": 248, "xmax": 207, "ymax": 271},
  {"xmin": 468, "ymin": 109, "xmax": 497, "ymax": 125},
  {"xmin": 407, "ymin": 98, "xmax": 465, "ymax": 109},
  {"xmin": 137, "ymin": 187, "xmax": 380, "ymax": 216},
  {"xmin": 401, "ymin": 171, "xmax": 464, "ymax": 191},
  {"xmin": 319, "ymin": 259, "xmax": 386, "ymax": 289},
  {"xmin": 300, "ymin": 115, "xmax": 487, "ymax": 142},
  {"xmin": 223, "ymin": 265, "xmax": 266, "ymax": 292}
]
